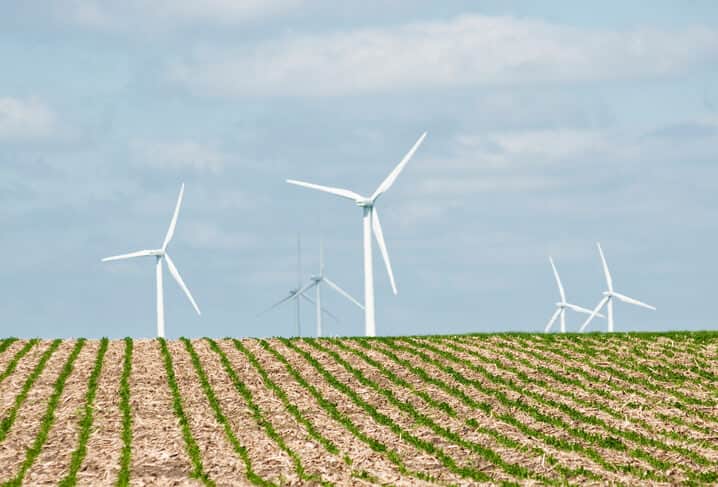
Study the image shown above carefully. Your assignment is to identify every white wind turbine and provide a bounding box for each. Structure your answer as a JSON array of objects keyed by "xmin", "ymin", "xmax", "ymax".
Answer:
[
  {"xmin": 544, "ymin": 257, "xmax": 602, "ymax": 333},
  {"xmin": 101, "ymin": 184, "xmax": 200, "ymax": 338},
  {"xmin": 287, "ymin": 132, "xmax": 427, "ymax": 336},
  {"xmin": 579, "ymin": 242, "xmax": 655, "ymax": 333},
  {"xmin": 261, "ymin": 240, "xmax": 363, "ymax": 337}
]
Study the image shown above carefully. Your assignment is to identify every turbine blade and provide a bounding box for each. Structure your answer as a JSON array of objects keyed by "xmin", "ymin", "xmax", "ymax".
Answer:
[
  {"xmin": 323, "ymin": 277, "xmax": 364, "ymax": 309},
  {"xmin": 164, "ymin": 254, "xmax": 201, "ymax": 315},
  {"xmin": 101, "ymin": 250, "xmax": 155, "ymax": 262},
  {"xmin": 549, "ymin": 257, "xmax": 566, "ymax": 302},
  {"xmin": 286, "ymin": 179, "xmax": 362, "ymax": 201},
  {"xmin": 565, "ymin": 303, "xmax": 605, "ymax": 318},
  {"xmin": 579, "ymin": 296, "xmax": 609, "ymax": 332},
  {"xmin": 258, "ymin": 291, "xmax": 299, "ymax": 316},
  {"xmin": 371, "ymin": 132, "xmax": 427, "ymax": 202},
  {"xmin": 613, "ymin": 292, "xmax": 656, "ymax": 310},
  {"xmin": 544, "ymin": 308, "xmax": 561, "ymax": 333},
  {"xmin": 163, "ymin": 183, "xmax": 185, "ymax": 251},
  {"xmin": 371, "ymin": 209, "xmax": 397, "ymax": 295},
  {"xmin": 299, "ymin": 293, "xmax": 340, "ymax": 321},
  {"xmin": 597, "ymin": 242, "xmax": 613, "ymax": 292}
]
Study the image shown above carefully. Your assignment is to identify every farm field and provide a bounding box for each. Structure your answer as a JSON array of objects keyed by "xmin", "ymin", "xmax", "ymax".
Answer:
[{"xmin": 0, "ymin": 333, "xmax": 716, "ymax": 486}]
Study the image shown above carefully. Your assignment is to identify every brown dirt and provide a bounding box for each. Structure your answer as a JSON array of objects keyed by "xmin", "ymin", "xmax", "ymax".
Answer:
[
  {"xmin": 23, "ymin": 341, "xmax": 100, "ymax": 484},
  {"xmin": 75, "ymin": 339, "xmax": 125, "ymax": 485},
  {"xmin": 212, "ymin": 339, "xmax": 345, "ymax": 485},
  {"xmin": 165, "ymin": 340, "xmax": 253, "ymax": 486},
  {"xmin": 0, "ymin": 340, "xmax": 48, "ymax": 418},
  {"xmin": 0, "ymin": 340, "xmax": 76, "ymax": 483},
  {"xmin": 128, "ymin": 339, "xmax": 201, "ymax": 486},
  {"xmin": 0, "ymin": 340, "xmax": 29, "ymax": 378},
  {"xmin": 0, "ymin": 336, "xmax": 715, "ymax": 485}
]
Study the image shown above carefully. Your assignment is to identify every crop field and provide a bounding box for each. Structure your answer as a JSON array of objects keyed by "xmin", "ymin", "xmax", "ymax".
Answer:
[{"xmin": 0, "ymin": 334, "xmax": 716, "ymax": 486}]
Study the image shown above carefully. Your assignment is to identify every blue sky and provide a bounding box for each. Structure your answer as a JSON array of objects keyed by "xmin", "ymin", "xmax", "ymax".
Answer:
[{"xmin": 1, "ymin": 1, "xmax": 717, "ymax": 338}]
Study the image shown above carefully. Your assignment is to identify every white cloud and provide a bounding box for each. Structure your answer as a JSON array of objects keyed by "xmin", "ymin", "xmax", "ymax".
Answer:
[
  {"xmin": 0, "ymin": 97, "xmax": 56, "ymax": 140},
  {"xmin": 130, "ymin": 139, "xmax": 227, "ymax": 172},
  {"xmin": 60, "ymin": 0, "xmax": 300, "ymax": 31},
  {"xmin": 168, "ymin": 14, "xmax": 718, "ymax": 96}
]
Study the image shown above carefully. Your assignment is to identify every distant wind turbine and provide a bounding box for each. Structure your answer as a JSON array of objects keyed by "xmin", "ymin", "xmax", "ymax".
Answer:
[
  {"xmin": 101, "ymin": 184, "xmax": 200, "ymax": 338},
  {"xmin": 544, "ymin": 257, "xmax": 602, "ymax": 333},
  {"xmin": 260, "ymin": 240, "xmax": 362, "ymax": 337},
  {"xmin": 579, "ymin": 243, "xmax": 655, "ymax": 333},
  {"xmin": 287, "ymin": 132, "xmax": 427, "ymax": 336}
]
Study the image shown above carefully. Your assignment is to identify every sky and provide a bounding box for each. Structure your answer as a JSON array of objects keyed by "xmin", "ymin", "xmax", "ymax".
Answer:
[{"xmin": 1, "ymin": 1, "xmax": 717, "ymax": 338}]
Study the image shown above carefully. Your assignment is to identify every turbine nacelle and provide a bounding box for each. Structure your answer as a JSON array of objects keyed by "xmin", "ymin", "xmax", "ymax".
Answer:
[{"xmin": 355, "ymin": 198, "xmax": 373, "ymax": 208}]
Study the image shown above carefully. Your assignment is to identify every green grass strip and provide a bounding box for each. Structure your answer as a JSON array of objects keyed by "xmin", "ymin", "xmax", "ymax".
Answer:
[
  {"xmin": 59, "ymin": 339, "xmax": 109, "ymax": 486},
  {"xmin": 0, "ymin": 339, "xmax": 61, "ymax": 442},
  {"xmin": 281, "ymin": 338, "xmax": 496, "ymax": 485},
  {"xmin": 309, "ymin": 338, "xmax": 545, "ymax": 484},
  {"xmin": 117, "ymin": 338, "xmax": 133, "ymax": 487},
  {"xmin": 157, "ymin": 338, "xmax": 214, "ymax": 486},
  {"xmin": 258, "ymin": 339, "xmax": 436, "ymax": 484},
  {"xmin": 186, "ymin": 338, "xmax": 276, "ymax": 487},
  {"xmin": 3, "ymin": 339, "xmax": 85, "ymax": 486},
  {"xmin": 0, "ymin": 339, "xmax": 38, "ymax": 384},
  {"xmin": 230, "ymin": 339, "xmax": 340, "ymax": 456}
]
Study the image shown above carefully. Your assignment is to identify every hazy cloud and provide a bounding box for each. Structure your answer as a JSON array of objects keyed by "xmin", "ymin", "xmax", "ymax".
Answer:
[
  {"xmin": 169, "ymin": 14, "xmax": 718, "ymax": 96},
  {"xmin": 0, "ymin": 97, "xmax": 56, "ymax": 141},
  {"xmin": 130, "ymin": 139, "xmax": 227, "ymax": 172}
]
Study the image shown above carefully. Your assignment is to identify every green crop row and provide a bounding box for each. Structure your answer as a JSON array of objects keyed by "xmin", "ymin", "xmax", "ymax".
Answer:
[
  {"xmin": 361, "ymin": 338, "xmax": 603, "ymax": 482},
  {"xmin": 487, "ymin": 335, "xmax": 713, "ymax": 444},
  {"xmin": 3, "ymin": 339, "xmax": 86, "ymax": 486},
  {"xmin": 524, "ymin": 335, "xmax": 718, "ymax": 426},
  {"xmin": 0, "ymin": 339, "xmax": 61, "ymax": 442},
  {"xmin": 117, "ymin": 338, "xmax": 133, "ymax": 487},
  {"xmin": 509, "ymin": 334, "xmax": 715, "ymax": 436},
  {"xmin": 438, "ymin": 337, "xmax": 713, "ymax": 473},
  {"xmin": 189, "ymin": 338, "xmax": 275, "ymax": 487},
  {"xmin": 414, "ymin": 337, "xmax": 718, "ymax": 484},
  {"xmin": 341, "ymin": 338, "xmax": 590, "ymax": 482},
  {"xmin": 205, "ymin": 339, "xmax": 320, "ymax": 485},
  {"xmin": 306, "ymin": 338, "xmax": 547, "ymax": 484},
  {"xmin": 0, "ymin": 338, "xmax": 18, "ymax": 355},
  {"xmin": 379, "ymin": 337, "xmax": 663, "ymax": 482},
  {"xmin": 60, "ymin": 338, "xmax": 109, "ymax": 486},
  {"xmin": 230, "ymin": 339, "xmax": 341, "ymax": 457},
  {"xmin": 0, "ymin": 339, "xmax": 38, "ymax": 384},
  {"xmin": 157, "ymin": 338, "xmax": 213, "ymax": 486},
  {"xmin": 257, "ymin": 339, "xmax": 436, "ymax": 484},
  {"xmin": 282, "ymin": 338, "xmax": 497, "ymax": 485}
]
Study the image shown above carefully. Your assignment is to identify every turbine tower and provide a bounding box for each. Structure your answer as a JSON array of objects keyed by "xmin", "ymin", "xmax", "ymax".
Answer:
[
  {"xmin": 287, "ymin": 132, "xmax": 427, "ymax": 336},
  {"xmin": 579, "ymin": 242, "xmax": 655, "ymax": 333},
  {"xmin": 102, "ymin": 184, "xmax": 201, "ymax": 338},
  {"xmin": 544, "ymin": 256, "xmax": 602, "ymax": 333}
]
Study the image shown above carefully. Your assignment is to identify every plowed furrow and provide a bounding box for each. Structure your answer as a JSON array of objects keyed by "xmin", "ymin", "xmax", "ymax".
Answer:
[
  {"xmin": 0, "ymin": 340, "xmax": 70, "ymax": 481},
  {"xmin": 75, "ymin": 339, "xmax": 124, "ymax": 485},
  {"xmin": 23, "ymin": 341, "xmax": 100, "ymax": 484},
  {"xmin": 129, "ymin": 340, "xmax": 200, "ymax": 486},
  {"xmin": 212, "ymin": 339, "xmax": 343, "ymax": 485},
  {"xmin": 244, "ymin": 340, "xmax": 423, "ymax": 486},
  {"xmin": 166, "ymin": 339, "xmax": 256, "ymax": 485}
]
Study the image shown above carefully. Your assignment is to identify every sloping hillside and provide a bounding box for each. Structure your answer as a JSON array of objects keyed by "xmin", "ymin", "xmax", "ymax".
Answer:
[{"xmin": 0, "ymin": 333, "xmax": 716, "ymax": 485}]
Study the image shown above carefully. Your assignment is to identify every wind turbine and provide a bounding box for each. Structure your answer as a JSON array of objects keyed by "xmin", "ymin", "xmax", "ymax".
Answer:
[
  {"xmin": 260, "ymin": 240, "xmax": 362, "ymax": 337},
  {"xmin": 579, "ymin": 243, "xmax": 655, "ymax": 333},
  {"xmin": 287, "ymin": 132, "xmax": 427, "ymax": 336},
  {"xmin": 101, "ymin": 183, "xmax": 200, "ymax": 338},
  {"xmin": 544, "ymin": 256, "xmax": 602, "ymax": 333}
]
